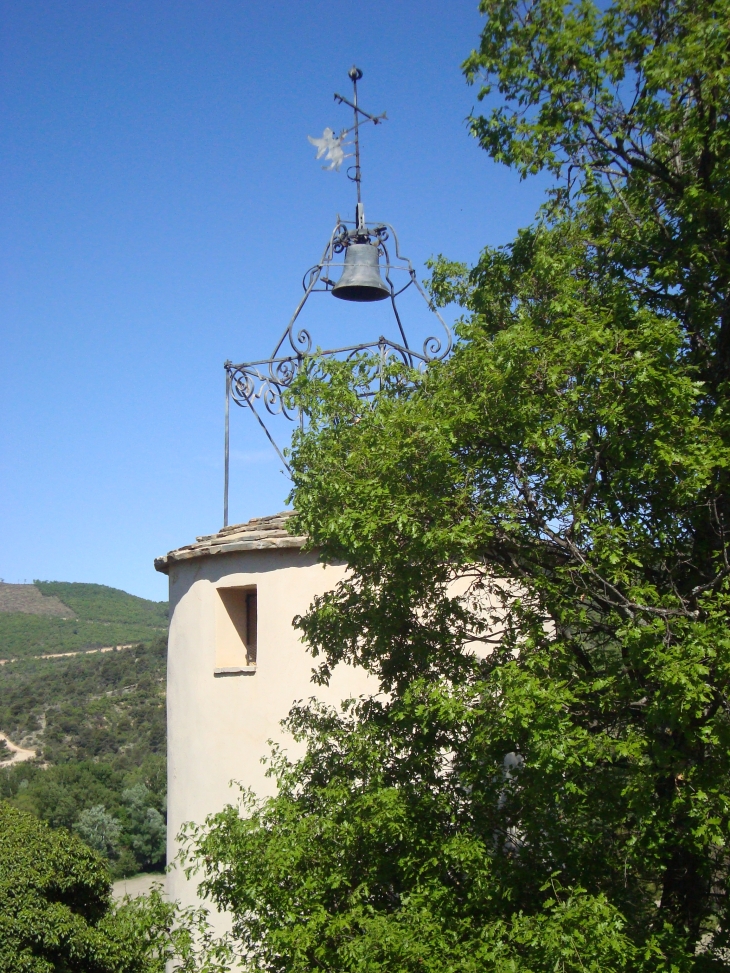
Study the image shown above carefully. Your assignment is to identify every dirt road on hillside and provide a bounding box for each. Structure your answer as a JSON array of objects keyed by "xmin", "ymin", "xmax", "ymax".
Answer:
[
  {"xmin": 0, "ymin": 732, "xmax": 36, "ymax": 767},
  {"xmin": 0, "ymin": 643, "xmax": 137, "ymax": 665}
]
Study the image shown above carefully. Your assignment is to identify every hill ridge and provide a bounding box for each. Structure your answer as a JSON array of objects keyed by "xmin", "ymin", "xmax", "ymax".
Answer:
[{"xmin": 0, "ymin": 581, "xmax": 167, "ymax": 662}]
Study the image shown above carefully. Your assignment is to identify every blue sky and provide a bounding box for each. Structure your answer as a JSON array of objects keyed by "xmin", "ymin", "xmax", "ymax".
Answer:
[{"xmin": 1, "ymin": 1, "xmax": 546, "ymax": 600}]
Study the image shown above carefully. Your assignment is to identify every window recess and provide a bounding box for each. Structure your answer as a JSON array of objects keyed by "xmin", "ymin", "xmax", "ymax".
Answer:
[{"xmin": 215, "ymin": 586, "xmax": 257, "ymax": 675}]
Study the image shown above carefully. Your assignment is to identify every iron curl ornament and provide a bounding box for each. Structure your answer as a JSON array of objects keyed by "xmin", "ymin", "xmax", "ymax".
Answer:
[{"xmin": 222, "ymin": 68, "xmax": 453, "ymax": 526}]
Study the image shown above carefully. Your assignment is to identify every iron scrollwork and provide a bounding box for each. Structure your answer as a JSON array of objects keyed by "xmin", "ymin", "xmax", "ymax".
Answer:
[
  {"xmin": 223, "ymin": 69, "xmax": 454, "ymax": 524},
  {"xmin": 228, "ymin": 215, "xmax": 452, "ymax": 410},
  {"xmin": 223, "ymin": 216, "xmax": 454, "ymax": 525}
]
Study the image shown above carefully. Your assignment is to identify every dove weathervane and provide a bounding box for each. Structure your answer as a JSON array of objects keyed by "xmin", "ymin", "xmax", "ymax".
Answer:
[
  {"xmin": 222, "ymin": 67, "xmax": 452, "ymax": 526},
  {"xmin": 308, "ymin": 127, "xmax": 349, "ymax": 171}
]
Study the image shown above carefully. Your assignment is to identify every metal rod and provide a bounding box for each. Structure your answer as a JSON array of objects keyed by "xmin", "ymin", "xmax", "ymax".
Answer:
[
  {"xmin": 224, "ymin": 366, "xmax": 230, "ymax": 527},
  {"xmin": 333, "ymin": 94, "xmax": 384, "ymax": 125},
  {"xmin": 390, "ymin": 293, "xmax": 412, "ymax": 364},
  {"xmin": 350, "ymin": 66, "xmax": 362, "ymax": 206},
  {"xmin": 269, "ymin": 235, "xmax": 331, "ymax": 361},
  {"xmin": 245, "ymin": 394, "xmax": 292, "ymax": 475},
  {"xmin": 299, "ymin": 356, "xmax": 304, "ymax": 432},
  {"xmin": 230, "ymin": 334, "xmax": 434, "ymax": 373}
]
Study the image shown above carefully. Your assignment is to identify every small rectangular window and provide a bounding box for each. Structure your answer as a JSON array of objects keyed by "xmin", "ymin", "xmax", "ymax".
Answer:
[{"xmin": 215, "ymin": 586, "xmax": 257, "ymax": 674}]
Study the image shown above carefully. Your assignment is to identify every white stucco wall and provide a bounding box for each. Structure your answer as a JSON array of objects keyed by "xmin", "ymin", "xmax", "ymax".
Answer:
[{"xmin": 165, "ymin": 547, "xmax": 373, "ymax": 917}]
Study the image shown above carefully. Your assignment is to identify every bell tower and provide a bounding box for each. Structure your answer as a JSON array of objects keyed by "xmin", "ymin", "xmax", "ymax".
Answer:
[{"xmin": 157, "ymin": 70, "xmax": 453, "ymax": 924}]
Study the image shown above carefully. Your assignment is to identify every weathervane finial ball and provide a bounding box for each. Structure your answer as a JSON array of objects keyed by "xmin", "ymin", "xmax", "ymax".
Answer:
[{"xmin": 349, "ymin": 65, "xmax": 363, "ymax": 81}]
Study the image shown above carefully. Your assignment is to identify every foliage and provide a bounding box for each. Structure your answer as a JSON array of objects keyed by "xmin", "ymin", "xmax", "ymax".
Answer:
[
  {"xmin": 462, "ymin": 0, "xmax": 730, "ymax": 399},
  {"xmin": 0, "ymin": 583, "xmax": 167, "ymax": 661},
  {"xmin": 0, "ymin": 614, "xmax": 166, "ymax": 662},
  {"xmin": 2, "ymin": 758, "xmax": 167, "ymax": 879},
  {"xmin": 183, "ymin": 0, "xmax": 730, "ymax": 970},
  {"xmin": 71, "ymin": 791, "xmax": 165, "ymax": 873},
  {"xmin": 122, "ymin": 784, "xmax": 167, "ymax": 869},
  {"xmin": 74, "ymin": 805, "xmax": 123, "ymax": 859},
  {"xmin": 0, "ymin": 640, "xmax": 167, "ymax": 876},
  {"xmin": 0, "ymin": 638, "xmax": 166, "ymax": 763},
  {"xmin": 186, "ymin": 730, "xmax": 645, "ymax": 973},
  {"xmin": 0, "ymin": 803, "xmax": 234, "ymax": 973},
  {"xmin": 0, "ymin": 803, "xmax": 167, "ymax": 973},
  {"xmin": 34, "ymin": 582, "xmax": 168, "ymax": 628},
  {"xmin": 107, "ymin": 891, "xmax": 240, "ymax": 973}
]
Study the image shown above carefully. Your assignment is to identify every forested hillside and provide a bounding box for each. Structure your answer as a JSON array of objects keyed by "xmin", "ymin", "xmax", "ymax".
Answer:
[
  {"xmin": 0, "ymin": 582, "xmax": 168, "ymax": 877},
  {"xmin": 0, "ymin": 581, "xmax": 168, "ymax": 660},
  {"xmin": 0, "ymin": 640, "xmax": 166, "ymax": 764}
]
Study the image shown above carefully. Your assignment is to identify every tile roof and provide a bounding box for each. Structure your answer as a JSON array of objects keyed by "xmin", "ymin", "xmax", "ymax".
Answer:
[{"xmin": 154, "ymin": 511, "xmax": 306, "ymax": 574}]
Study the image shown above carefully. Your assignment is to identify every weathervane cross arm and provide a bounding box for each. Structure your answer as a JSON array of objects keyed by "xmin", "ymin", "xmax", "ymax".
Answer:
[{"xmin": 333, "ymin": 93, "xmax": 387, "ymax": 125}]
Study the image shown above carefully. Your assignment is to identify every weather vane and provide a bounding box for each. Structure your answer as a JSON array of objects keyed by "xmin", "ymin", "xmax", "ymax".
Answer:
[
  {"xmin": 222, "ymin": 68, "xmax": 452, "ymax": 525},
  {"xmin": 309, "ymin": 66, "xmax": 386, "ymax": 204}
]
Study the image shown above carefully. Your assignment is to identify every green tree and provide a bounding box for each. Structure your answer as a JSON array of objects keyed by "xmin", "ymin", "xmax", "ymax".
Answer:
[
  {"xmin": 122, "ymin": 785, "xmax": 166, "ymax": 871},
  {"xmin": 0, "ymin": 803, "xmax": 174, "ymax": 973},
  {"xmin": 74, "ymin": 806, "xmax": 123, "ymax": 860},
  {"xmin": 184, "ymin": 1, "xmax": 730, "ymax": 970}
]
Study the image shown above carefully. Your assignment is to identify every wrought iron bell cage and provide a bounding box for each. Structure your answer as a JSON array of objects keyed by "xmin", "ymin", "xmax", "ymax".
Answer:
[{"xmin": 223, "ymin": 69, "xmax": 453, "ymax": 526}]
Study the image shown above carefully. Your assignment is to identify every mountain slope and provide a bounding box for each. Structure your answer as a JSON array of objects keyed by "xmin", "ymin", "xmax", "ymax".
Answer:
[
  {"xmin": 0, "ymin": 640, "xmax": 166, "ymax": 765},
  {"xmin": 0, "ymin": 582, "xmax": 167, "ymax": 661},
  {"xmin": 0, "ymin": 581, "xmax": 169, "ymax": 878}
]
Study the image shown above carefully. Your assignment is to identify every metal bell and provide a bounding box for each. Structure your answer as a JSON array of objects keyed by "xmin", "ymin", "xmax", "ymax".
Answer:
[{"xmin": 332, "ymin": 243, "xmax": 391, "ymax": 302}]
